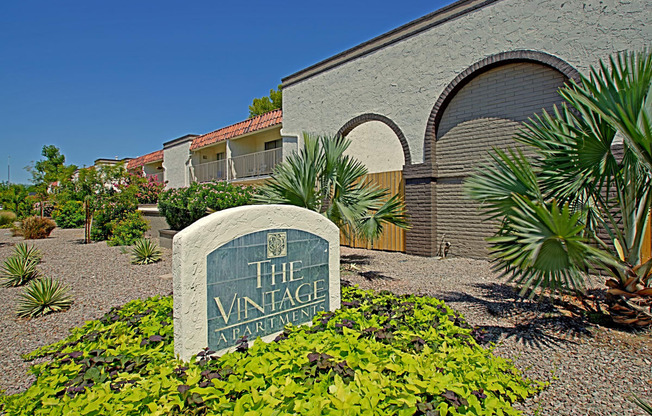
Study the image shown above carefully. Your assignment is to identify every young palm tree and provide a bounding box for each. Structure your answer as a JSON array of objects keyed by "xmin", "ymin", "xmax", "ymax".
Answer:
[
  {"xmin": 256, "ymin": 133, "xmax": 408, "ymax": 242},
  {"xmin": 465, "ymin": 50, "xmax": 652, "ymax": 327}
]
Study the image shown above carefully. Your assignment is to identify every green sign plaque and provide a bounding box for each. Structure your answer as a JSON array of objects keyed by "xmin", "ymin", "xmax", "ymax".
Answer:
[{"xmin": 206, "ymin": 229, "xmax": 329, "ymax": 349}]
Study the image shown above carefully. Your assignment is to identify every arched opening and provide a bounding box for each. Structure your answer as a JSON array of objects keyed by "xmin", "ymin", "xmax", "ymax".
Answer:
[{"xmin": 423, "ymin": 52, "xmax": 579, "ymax": 258}]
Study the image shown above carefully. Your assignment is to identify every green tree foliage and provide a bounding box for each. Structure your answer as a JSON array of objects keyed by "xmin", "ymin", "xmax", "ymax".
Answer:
[
  {"xmin": 0, "ymin": 183, "xmax": 33, "ymax": 219},
  {"xmin": 465, "ymin": 50, "xmax": 652, "ymax": 326},
  {"xmin": 27, "ymin": 145, "xmax": 77, "ymax": 195},
  {"xmin": 248, "ymin": 84, "xmax": 282, "ymax": 118},
  {"xmin": 256, "ymin": 134, "xmax": 409, "ymax": 243}
]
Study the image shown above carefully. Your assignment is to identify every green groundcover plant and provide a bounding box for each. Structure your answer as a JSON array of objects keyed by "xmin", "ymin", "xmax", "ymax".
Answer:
[{"xmin": 0, "ymin": 288, "xmax": 540, "ymax": 415}]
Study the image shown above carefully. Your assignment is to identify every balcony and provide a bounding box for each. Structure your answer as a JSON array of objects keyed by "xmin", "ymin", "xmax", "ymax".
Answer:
[
  {"xmin": 195, "ymin": 159, "xmax": 227, "ymax": 183},
  {"xmin": 229, "ymin": 148, "xmax": 282, "ymax": 180}
]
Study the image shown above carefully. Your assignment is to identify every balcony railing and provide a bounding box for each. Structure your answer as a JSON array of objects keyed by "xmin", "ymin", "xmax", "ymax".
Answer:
[
  {"xmin": 146, "ymin": 173, "xmax": 164, "ymax": 183},
  {"xmin": 194, "ymin": 159, "xmax": 227, "ymax": 183},
  {"xmin": 229, "ymin": 148, "xmax": 282, "ymax": 180}
]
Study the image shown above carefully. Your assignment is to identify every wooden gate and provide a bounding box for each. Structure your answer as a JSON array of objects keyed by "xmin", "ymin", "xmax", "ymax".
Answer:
[{"xmin": 340, "ymin": 170, "xmax": 405, "ymax": 252}]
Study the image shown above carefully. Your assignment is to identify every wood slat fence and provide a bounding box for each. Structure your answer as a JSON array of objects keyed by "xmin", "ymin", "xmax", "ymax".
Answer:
[{"xmin": 340, "ymin": 170, "xmax": 406, "ymax": 252}]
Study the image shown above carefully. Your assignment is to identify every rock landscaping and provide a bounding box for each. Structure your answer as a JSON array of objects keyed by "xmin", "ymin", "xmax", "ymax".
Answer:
[{"xmin": 0, "ymin": 228, "xmax": 650, "ymax": 415}]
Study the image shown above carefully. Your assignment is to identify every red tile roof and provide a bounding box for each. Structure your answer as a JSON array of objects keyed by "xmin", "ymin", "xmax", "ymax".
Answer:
[
  {"xmin": 190, "ymin": 109, "xmax": 282, "ymax": 151},
  {"xmin": 127, "ymin": 149, "xmax": 164, "ymax": 170}
]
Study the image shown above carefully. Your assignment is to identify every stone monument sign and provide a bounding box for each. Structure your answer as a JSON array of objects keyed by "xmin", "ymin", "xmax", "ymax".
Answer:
[{"xmin": 173, "ymin": 205, "xmax": 340, "ymax": 361}]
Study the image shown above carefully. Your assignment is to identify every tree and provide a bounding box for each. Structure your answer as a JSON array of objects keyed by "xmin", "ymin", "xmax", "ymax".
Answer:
[
  {"xmin": 256, "ymin": 133, "xmax": 409, "ymax": 242},
  {"xmin": 26, "ymin": 145, "xmax": 77, "ymax": 216},
  {"xmin": 465, "ymin": 51, "xmax": 652, "ymax": 327},
  {"xmin": 248, "ymin": 85, "xmax": 282, "ymax": 118}
]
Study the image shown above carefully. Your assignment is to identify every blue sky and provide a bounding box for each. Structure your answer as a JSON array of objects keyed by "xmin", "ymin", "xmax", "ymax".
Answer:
[{"xmin": 0, "ymin": 0, "xmax": 451, "ymax": 184}]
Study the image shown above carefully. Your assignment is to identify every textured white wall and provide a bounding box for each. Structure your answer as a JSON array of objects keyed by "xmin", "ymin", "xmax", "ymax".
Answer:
[
  {"xmin": 282, "ymin": 0, "xmax": 651, "ymax": 164},
  {"xmin": 163, "ymin": 141, "xmax": 191, "ymax": 189},
  {"xmin": 344, "ymin": 121, "xmax": 405, "ymax": 173}
]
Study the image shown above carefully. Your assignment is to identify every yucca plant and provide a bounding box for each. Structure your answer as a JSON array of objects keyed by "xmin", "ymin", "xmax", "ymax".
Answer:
[
  {"xmin": 465, "ymin": 50, "xmax": 652, "ymax": 327},
  {"xmin": 256, "ymin": 133, "xmax": 409, "ymax": 242},
  {"xmin": 633, "ymin": 395, "xmax": 652, "ymax": 415},
  {"xmin": 1, "ymin": 256, "xmax": 40, "ymax": 287},
  {"xmin": 13, "ymin": 243, "xmax": 42, "ymax": 264},
  {"xmin": 16, "ymin": 277, "xmax": 73, "ymax": 318},
  {"xmin": 130, "ymin": 238, "xmax": 163, "ymax": 265}
]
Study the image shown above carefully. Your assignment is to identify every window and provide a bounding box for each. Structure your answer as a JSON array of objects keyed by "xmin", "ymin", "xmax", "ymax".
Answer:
[
  {"xmin": 265, "ymin": 139, "xmax": 282, "ymax": 150},
  {"xmin": 216, "ymin": 152, "xmax": 225, "ymax": 160}
]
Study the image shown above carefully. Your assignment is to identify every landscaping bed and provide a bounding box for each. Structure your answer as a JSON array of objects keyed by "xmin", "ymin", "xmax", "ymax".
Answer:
[{"xmin": 0, "ymin": 228, "xmax": 172, "ymax": 395}]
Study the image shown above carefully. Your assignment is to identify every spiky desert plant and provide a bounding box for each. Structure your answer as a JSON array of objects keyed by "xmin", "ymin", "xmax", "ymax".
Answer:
[
  {"xmin": 633, "ymin": 395, "xmax": 652, "ymax": 415},
  {"xmin": 256, "ymin": 133, "xmax": 409, "ymax": 242},
  {"xmin": 465, "ymin": 50, "xmax": 652, "ymax": 326},
  {"xmin": 16, "ymin": 277, "xmax": 73, "ymax": 318},
  {"xmin": 13, "ymin": 243, "xmax": 42, "ymax": 264},
  {"xmin": 130, "ymin": 238, "xmax": 163, "ymax": 265},
  {"xmin": 1, "ymin": 256, "xmax": 40, "ymax": 287}
]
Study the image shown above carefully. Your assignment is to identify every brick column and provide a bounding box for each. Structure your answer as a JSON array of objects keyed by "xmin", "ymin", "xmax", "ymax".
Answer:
[{"xmin": 403, "ymin": 163, "xmax": 437, "ymax": 257}]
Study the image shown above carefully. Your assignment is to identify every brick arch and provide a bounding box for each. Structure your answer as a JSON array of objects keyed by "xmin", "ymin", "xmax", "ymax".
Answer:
[
  {"xmin": 423, "ymin": 50, "xmax": 581, "ymax": 163},
  {"xmin": 337, "ymin": 113, "xmax": 412, "ymax": 165}
]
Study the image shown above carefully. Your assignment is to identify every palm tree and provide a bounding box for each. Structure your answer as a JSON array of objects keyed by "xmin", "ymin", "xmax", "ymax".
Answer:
[
  {"xmin": 465, "ymin": 50, "xmax": 652, "ymax": 327},
  {"xmin": 256, "ymin": 133, "xmax": 408, "ymax": 242}
]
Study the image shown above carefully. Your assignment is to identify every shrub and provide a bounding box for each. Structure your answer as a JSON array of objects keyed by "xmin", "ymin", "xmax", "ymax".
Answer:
[
  {"xmin": 21, "ymin": 216, "xmax": 56, "ymax": 239},
  {"xmin": 52, "ymin": 200, "xmax": 84, "ymax": 228},
  {"xmin": 130, "ymin": 238, "xmax": 163, "ymax": 264},
  {"xmin": 135, "ymin": 175, "xmax": 165, "ymax": 204},
  {"xmin": 0, "ymin": 256, "xmax": 40, "ymax": 287},
  {"xmin": 0, "ymin": 288, "xmax": 539, "ymax": 415},
  {"xmin": 91, "ymin": 191, "xmax": 139, "ymax": 242},
  {"xmin": 33, "ymin": 200, "xmax": 55, "ymax": 217},
  {"xmin": 14, "ymin": 243, "xmax": 42, "ymax": 264},
  {"xmin": 158, "ymin": 181, "xmax": 254, "ymax": 230},
  {"xmin": 0, "ymin": 210, "xmax": 17, "ymax": 228},
  {"xmin": 15, "ymin": 277, "xmax": 73, "ymax": 318},
  {"xmin": 107, "ymin": 212, "xmax": 148, "ymax": 246}
]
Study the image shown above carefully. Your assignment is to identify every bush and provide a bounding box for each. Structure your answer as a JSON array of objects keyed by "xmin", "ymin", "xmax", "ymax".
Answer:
[
  {"xmin": 130, "ymin": 238, "xmax": 163, "ymax": 264},
  {"xmin": 33, "ymin": 200, "xmax": 55, "ymax": 218},
  {"xmin": 0, "ymin": 288, "xmax": 540, "ymax": 415},
  {"xmin": 15, "ymin": 277, "xmax": 73, "ymax": 318},
  {"xmin": 91, "ymin": 191, "xmax": 139, "ymax": 242},
  {"xmin": 0, "ymin": 210, "xmax": 17, "ymax": 228},
  {"xmin": 134, "ymin": 175, "xmax": 166, "ymax": 204},
  {"xmin": 52, "ymin": 201, "xmax": 85, "ymax": 228},
  {"xmin": 158, "ymin": 181, "xmax": 254, "ymax": 230},
  {"xmin": 21, "ymin": 216, "xmax": 56, "ymax": 239},
  {"xmin": 107, "ymin": 212, "xmax": 148, "ymax": 246}
]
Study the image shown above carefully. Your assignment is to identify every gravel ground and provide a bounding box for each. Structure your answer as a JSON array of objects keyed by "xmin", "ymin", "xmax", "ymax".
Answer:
[
  {"xmin": 341, "ymin": 247, "xmax": 652, "ymax": 416},
  {"xmin": 0, "ymin": 228, "xmax": 172, "ymax": 395},
  {"xmin": 1, "ymin": 229, "xmax": 650, "ymax": 415}
]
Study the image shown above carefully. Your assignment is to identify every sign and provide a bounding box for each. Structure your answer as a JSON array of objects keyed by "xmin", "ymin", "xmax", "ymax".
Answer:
[
  {"xmin": 173, "ymin": 205, "xmax": 340, "ymax": 361},
  {"xmin": 206, "ymin": 229, "xmax": 329, "ymax": 348}
]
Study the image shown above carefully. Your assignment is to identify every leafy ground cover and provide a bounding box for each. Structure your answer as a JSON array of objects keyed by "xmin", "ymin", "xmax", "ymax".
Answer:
[{"xmin": 0, "ymin": 287, "xmax": 540, "ymax": 415}]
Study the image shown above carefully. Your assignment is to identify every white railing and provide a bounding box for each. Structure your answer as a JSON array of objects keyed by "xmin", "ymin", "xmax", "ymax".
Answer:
[
  {"xmin": 194, "ymin": 159, "xmax": 227, "ymax": 183},
  {"xmin": 229, "ymin": 148, "xmax": 282, "ymax": 180},
  {"xmin": 146, "ymin": 173, "xmax": 164, "ymax": 183}
]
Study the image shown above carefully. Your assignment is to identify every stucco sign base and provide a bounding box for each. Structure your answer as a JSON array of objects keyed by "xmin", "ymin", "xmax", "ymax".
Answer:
[{"xmin": 173, "ymin": 205, "xmax": 340, "ymax": 362}]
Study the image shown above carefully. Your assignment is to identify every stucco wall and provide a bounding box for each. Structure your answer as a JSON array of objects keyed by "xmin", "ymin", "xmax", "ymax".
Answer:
[
  {"xmin": 229, "ymin": 127, "xmax": 282, "ymax": 157},
  {"xmin": 163, "ymin": 140, "xmax": 191, "ymax": 189},
  {"xmin": 344, "ymin": 121, "xmax": 405, "ymax": 174},
  {"xmin": 282, "ymin": 0, "xmax": 651, "ymax": 165}
]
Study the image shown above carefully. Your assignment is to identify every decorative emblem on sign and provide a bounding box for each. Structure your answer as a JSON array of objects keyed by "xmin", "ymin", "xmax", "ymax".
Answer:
[{"xmin": 267, "ymin": 232, "xmax": 287, "ymax": 258}]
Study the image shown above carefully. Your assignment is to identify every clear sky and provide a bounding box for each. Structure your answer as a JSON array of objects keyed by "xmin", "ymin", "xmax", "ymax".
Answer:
[{"xmin": 0, "ymin": 0, "xmax": 452, "ymax": 184}]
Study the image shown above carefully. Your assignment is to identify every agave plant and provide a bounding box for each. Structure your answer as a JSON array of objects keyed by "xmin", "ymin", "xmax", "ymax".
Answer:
[
  {"xmin": 633, "ymin": 395, "xmax": 652, "ymax": 415},
  {"xmin": 465, "ymin": 50, "xmax": 652, "ymax": 327},
  {"xmin": 130, "ymin": 238, "xmax": 163, "ymax": 265},
  {"xmin": 14, "ymin": 243, "xmax": 42, "ymax": 264},
  {"xmin": 1, "ymin": 256, "xmax": 40, "ymax": 287},
  {"xmin": 16, "ymin": 277, "xmax": 73, "ymax": 318},
  {"xmin": 256, "ymin": 133, "xmax": 408, "ymax": 242}
]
